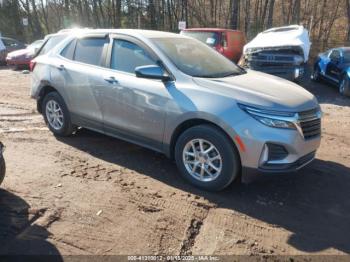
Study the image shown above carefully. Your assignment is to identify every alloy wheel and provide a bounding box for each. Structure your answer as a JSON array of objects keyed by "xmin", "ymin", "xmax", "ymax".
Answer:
[
  {"xmin": 46, "ymin": 100, "xmax": 64, "ymax": 130},
  {"xmin": 182, "ymin": 138, "xmax": 222, "ymax": 182}
]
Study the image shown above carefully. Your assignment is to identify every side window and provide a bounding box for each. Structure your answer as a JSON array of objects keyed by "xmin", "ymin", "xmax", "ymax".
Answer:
[
  {"xmin": 61, "ymin": 39, "xmax": 76, "ymax": 60},
  {"xmin": 330, "ymin": 50, "xmax": 340, "ymax": 61},
  {"xmin": 38, "ymin": 35, "xmax": 67, "ymax": 56},
  {"xmin": 3, "ymin": 39, "xmax": 17, "ymax": 47},
  {"xmin": 221, "ymin": 32, "xmax": 228, "ymax": 48},
  {"xmin": 74, "ymin": 38, "xmax": 108, "ymax": 66},
  {"xmin": 111, "ymin": 39, "xmax": 156, "ymax": 74}
]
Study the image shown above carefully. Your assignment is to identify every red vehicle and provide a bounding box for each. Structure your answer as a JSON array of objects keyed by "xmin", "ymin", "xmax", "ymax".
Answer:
[
  {"xmin": 6, "ymin": 39, "xmax": 44, "ymax": 69},
  {"xmin": 181, "ymin": 28, "xmax": 246, "ymax": 63},
  {"xmin": 0, "ymin": 37, "xmax": 26, "ymax": 65}
]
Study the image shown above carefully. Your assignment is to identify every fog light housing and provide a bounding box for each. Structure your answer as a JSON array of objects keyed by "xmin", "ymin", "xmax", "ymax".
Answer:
[
  {"xmin": 294, "ymin": 68, "xmax": 300, "ymax": 79},
  {"xmin": 259, "ymin": 143, "xmax": 289, "ymax": 167}
]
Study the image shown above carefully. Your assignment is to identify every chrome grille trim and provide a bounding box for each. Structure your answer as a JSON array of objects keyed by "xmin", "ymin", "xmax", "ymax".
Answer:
[{"xmin": 297, "ymin": 109, "xmax": 322, "ymax": 140}]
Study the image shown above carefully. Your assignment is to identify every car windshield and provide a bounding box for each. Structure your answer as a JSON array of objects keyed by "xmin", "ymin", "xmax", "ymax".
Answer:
[
  {"xmin": 343, "ymin": 50, "xmax": 350, "ymax": 63},
  {"xmin": 181, "ymin": 31, "xmax": 219, "ymax": 46},
  {"xmin": 152, "ymin": 37, "xmax": 244, "ymax": 78}
]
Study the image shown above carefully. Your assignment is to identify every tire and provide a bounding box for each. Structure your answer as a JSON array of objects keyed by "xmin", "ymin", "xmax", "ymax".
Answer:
[
  {"xmin": 0, "ymin": 154, "xmax": 5, "ymax": 186},
  {"xmin": 339, "ymin": 75, "xmax": 350, "ymax": 97},
  {"xmin": 174, "ymin": 125, "xmax": 240, "ymax": 191},
  {"xmin": 42, "ymin": 92, "xmax": 75, "ymax": 136},
  {"xmin": 312, "ymin": 66, "xmax": 320, "ymax": 82}
]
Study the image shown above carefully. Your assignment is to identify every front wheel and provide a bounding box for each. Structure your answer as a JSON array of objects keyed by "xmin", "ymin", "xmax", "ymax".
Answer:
[
  {"xmin": 339, "ymin": 75, "xmax": 350, "ymax": 97},
  {"xmin": 175, "ymin": 125, "xmax": 240, "ymax": 191},
  {"xmin": 42, "ymin": 92, "xmax": 76, "ymax": 136}
]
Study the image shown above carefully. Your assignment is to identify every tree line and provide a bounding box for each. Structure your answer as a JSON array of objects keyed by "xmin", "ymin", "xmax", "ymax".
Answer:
[{"xmin": 0, "ymin": 0, "xmax": 349, "ymax": 48}]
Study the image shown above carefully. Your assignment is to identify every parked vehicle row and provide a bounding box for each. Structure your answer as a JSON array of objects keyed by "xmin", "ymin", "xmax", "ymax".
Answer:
[
  {"xmin": 30, "ymin": 29, "xmax": 322, "ymax": 191},
  {"xmin": 182, "ymin": 25, "xmax": 350, "ymax": 97}
]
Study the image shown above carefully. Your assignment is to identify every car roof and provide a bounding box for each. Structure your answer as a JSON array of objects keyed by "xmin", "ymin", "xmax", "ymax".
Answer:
[
  {"xmin": 340, "ymin": 47, "xmax": 350, "ymax": 52},
  {"xmin": 182, "ymin": 28, "xmax": 242, "ymax": 33},
  {"xmin": 70, "ymin": 29, "xmax": 186, "ymax": 39},
  {"xmin": 42, "ymin": 29, "xmax": 184, "ymax": 41},
  {"xmin": 0, "ymin": 37, "xmax": 18, "ymax": 41}
]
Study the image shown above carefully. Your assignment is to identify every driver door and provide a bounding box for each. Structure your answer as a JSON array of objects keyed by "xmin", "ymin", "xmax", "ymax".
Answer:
[
  {"xmin": 100, "ymin": 36, "xmax": 170, "ymax": 150},
  {"xmin": 326, "ymin": 49, "xmax": 342, "ymax": 83}
]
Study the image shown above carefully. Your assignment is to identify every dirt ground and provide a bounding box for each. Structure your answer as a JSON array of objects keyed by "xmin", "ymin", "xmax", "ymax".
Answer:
[{"xmin": 0, "ymin": 67, "xmax": 349, "ymax": 258}]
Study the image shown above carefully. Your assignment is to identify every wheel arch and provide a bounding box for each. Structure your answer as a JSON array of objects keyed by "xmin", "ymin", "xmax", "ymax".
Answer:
[
  {"xmin": 37, "ymin": 85, "xmax": 60, "ymax": 113},
  {"xmin": 168, "ymin": 118, "xmax": 242, "ymax": 165}
]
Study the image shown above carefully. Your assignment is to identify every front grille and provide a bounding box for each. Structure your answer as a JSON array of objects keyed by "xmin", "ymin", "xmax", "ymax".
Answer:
[{"xmin": 298, "ymin": 109, "xmax": 321, "ymax": 140}]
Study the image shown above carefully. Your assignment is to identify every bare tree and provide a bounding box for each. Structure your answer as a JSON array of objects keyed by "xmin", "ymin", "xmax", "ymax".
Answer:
[
  {"xmin": 346, "ymin": 0, "xmax": 350, "ymax": 41},
  {"xmin": 230, "ymin": 0, "xmax": 240, "ymax": 29},
  {"xmin": 266, "ymin": 0, "xmax": 275, "ymax": 29}
]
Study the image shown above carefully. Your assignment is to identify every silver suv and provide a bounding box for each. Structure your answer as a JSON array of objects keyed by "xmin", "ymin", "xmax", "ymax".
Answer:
[{"xmin": 31, "ymin": 29, "xmax": 321, "ymax": 191}]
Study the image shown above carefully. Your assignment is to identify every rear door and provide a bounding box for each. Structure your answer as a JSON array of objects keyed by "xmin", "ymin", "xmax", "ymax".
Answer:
[
  {"xmin": 51, "ymin": 35, "xmax": 109, "ymax": 130},
  {"xmin": 326, "ymin": 49, "xmax": 342, "ymax": 83}
]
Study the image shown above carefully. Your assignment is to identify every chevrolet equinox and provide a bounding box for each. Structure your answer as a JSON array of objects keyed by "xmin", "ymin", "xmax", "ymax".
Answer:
[{"xmin": 31, "ymin": 29, "xmax": 322, "ymax": 191}]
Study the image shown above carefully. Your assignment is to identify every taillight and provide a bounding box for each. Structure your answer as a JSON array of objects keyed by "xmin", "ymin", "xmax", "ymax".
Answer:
[{"xmin": 29, "ymin": 60, "xmax": 36, "ymax": 72}]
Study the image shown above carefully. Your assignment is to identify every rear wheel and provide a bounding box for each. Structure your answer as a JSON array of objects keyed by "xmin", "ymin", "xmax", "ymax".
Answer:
[
  {"xmin": 42, "ymin": 92, "xmax": 76, "ymax": 136},
  {"xmin": 175, "ymin": 125, "xmax": 240, "ymax": 191},
  {"xmin": 339, "ymin": 75, "xmax": 350, "ymax": 96},
  {"xmin": 312, "ymin": 66, "xmax": 320, "ymax": 82}
]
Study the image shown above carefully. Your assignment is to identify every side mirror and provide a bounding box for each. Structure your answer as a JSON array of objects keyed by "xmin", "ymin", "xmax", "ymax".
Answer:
[{"xmin": 135, "ymin": 65, "xmax": 172, "ymax": 82}]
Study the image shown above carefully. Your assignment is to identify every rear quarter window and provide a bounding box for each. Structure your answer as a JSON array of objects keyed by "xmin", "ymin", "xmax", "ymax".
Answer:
[
  {"xmin": 60, "ymin": 39, "xmax": 76, "ymax": 60},
  {"xmin": 38, "ymin": 35, "xmax": 67, "ymax": 56},
  {"xmin": 74, "ymin": 38, "xmax": 108, "ymax": 66}
]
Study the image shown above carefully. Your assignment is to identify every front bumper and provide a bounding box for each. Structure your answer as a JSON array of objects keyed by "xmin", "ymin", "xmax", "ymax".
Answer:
[
  {"xmin": 248, "ymin": 64, "xmax": 304, "ymax": 81},
  {"xmin": 241, "ymin": 151, "xmax": 316, "ymax": 183},
  {"xmin": 230, "ymin": 112, "xmax": 321, "ymax": 182}
]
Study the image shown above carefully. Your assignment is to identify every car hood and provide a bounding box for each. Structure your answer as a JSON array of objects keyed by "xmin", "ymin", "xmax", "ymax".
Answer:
[
  {"xmin": 193, "ymin": 70, "xmax": 318, "ymax": 112},
  {"xmin": 342, "ymin": 63, "xmax": 350, "ymax": 70},
  {"xmin": 7, "ymin": 48, "xmax": 31, "ymax": 58}
]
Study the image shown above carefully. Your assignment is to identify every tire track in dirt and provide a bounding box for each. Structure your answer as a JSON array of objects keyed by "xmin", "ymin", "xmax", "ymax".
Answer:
[
  {"xmin": 0, "ymin": 102, "xmax": 46, "ymax": 134},
  {"xmin": 54, "ymin": 150, "xmax": 218, "ymax": 255}
]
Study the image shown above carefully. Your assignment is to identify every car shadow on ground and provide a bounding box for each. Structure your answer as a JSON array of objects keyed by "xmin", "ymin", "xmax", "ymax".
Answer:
[
  {"xmin": 0, "ymin": 189, "xmax": 63, "ymax": 259},
  {"xmin": 58, "ymin": 129, "xmax": 350, "ymax": 254}
]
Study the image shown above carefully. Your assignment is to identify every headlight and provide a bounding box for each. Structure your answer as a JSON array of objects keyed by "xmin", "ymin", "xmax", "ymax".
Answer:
[
  {"xmin": 294, "ymin": 56, "xmax": 304, "ymax": 65},
  {"xmin": 238, "ymin": 104, "xmax": 297, "ymax": 129}
]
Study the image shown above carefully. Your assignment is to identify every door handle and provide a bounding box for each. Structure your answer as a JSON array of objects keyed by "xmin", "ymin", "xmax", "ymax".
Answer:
[
  {"xmin": 57, "ymin": 64, "xmax": 65, "ymax": 71},
  {"xmin": 104, "ymin": 76, "xmax": 119, "ymax": 84}
]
